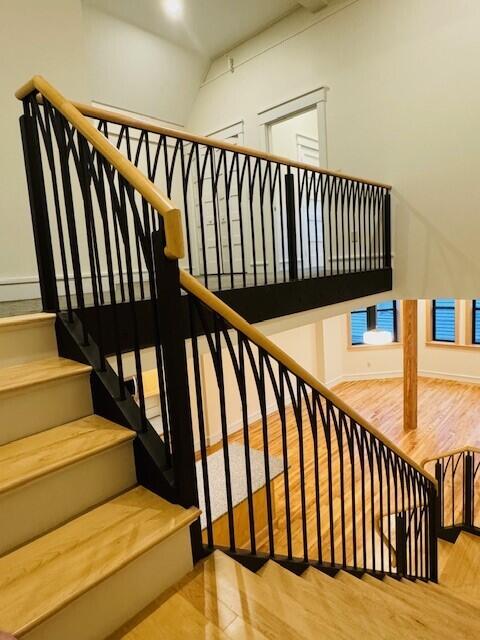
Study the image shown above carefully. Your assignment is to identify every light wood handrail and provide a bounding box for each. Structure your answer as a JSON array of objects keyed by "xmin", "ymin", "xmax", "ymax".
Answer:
[
  {"xmin": 15, "ymin": 76, "xmax": 184, "ymax": 260},
  {"xmin": 422, "ymin": 446, "xmax": 480, "ymax": 467},
  {"xmin": 179, "ymin": 268, "xmax": 437, "ymax": 489},
  {"xmin": 63, "ymin": 99, "xmax": 392, "ymax": 190}
]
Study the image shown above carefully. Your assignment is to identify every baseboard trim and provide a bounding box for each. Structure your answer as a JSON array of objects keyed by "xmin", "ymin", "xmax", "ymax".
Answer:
[
  {"xmin": 326, "ymin": 370, "xmax": 480, "ymax": 387},
  {"xmin": 419, "ymin": 370, "xmax": 480, "ymax": 385},
  {"xmin": 0, "ymin": 270, "xmax": 150, "ymax": 302}
]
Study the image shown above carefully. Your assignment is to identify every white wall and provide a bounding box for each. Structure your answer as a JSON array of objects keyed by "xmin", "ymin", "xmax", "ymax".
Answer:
[
  {"xmin": 188, "ymin": 0, "xmax": 480, "ymax": 300},
  {"xmin": 116, "ymin": 319, "xmax": 323, "ymax": 448},
  {"xmin": 0, "ymin": 2, "xmax": 210, "ymax": 301},
  {"xmin": 0, "ymin": 0, "xmax": 88, "ymax": 301},
  {"xmin": 322, "ymin": 300, "xmax": 480, "ymax": 386},
  {"xmin": 269, "ymin": 109, "xmax": 318, "ymax": 159},
  {"xmin": 83, "ymin": 5, "xmax": 208, "ymax": 126}
]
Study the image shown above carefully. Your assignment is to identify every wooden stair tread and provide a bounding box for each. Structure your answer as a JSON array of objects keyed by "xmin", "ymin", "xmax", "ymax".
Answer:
[
  {"xmin": 0, "ymin": 313, "xmax": 55, "ymax": 330},
  {"xmin": 174, "ymin": 550, "xmax": 352, "ymax": 639},
  {"xmin": 378, "ymin": 575, "xmax": 480, "ymax": 636},
  {"xmin": 441, "ymin": 531, "xmax": 480, "ymax": 603},
  {"xmin": 0, "ymin": 356, "xmax": 91, "ymax": 394},
  {"xmin": 109, "ymin": 590, "xmax": 230, "ymax": 639},
  {"xmin": 261, "ymin": 562, "xmax": 393, "ymax": 638},
  {"xmin": 0, "ymin": 415, "xmax": 135, "ymax": 494},
  {"xmin": 0, "ymin": 486, "xmax": 200, "ymax": 636},
  {"xmin": 305, "ymin": 567, "xmax": 441, "ymax": 638},
  {"xmin": 439, "ymin": 538, "xmax": 455, "ymax": 574}
]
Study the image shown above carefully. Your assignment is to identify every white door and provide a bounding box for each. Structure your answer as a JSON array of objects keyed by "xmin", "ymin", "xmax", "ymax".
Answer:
[
  {"xmin": 296, "ymin": 135, "xmax": 324, "ymax": 273},
  {"xmin": 194, "ymin": 125, "xmax": 244, "ymax": 276}
]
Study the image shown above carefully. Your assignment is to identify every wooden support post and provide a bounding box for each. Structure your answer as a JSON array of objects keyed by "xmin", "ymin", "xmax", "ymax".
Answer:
[{"xmin": 403, "ymin": 299, "xmax": 418, "ymax": 431}]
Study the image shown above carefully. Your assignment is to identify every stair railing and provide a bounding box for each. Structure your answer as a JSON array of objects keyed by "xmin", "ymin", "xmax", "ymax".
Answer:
[
  {"xmin": 16, "ymin": 76, "xmax": 436, "ymax": 580},
  {"xmin": 180, "ymin": 268, "xmax": 438, "ymax": 579},
  {"xmin": 423, "ymin": 447, "xmax": 480, "ymax": 540},
  {"xmin": 63, "ymin": 99, "xmax": 392, "ymax": 292}
]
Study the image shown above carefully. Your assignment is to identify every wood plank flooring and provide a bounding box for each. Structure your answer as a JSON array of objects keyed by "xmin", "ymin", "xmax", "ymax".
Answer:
[{"xmin": 204, "ymin": 377, "xmax": 480, "ymax": 571}]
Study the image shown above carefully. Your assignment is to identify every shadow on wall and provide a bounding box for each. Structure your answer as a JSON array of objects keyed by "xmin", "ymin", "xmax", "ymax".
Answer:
[{"xmin": 394, "ymin": 191, "xmax": 480, "ymax": 299}]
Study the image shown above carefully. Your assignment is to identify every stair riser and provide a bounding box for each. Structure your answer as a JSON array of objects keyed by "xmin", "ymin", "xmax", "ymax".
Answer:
[
  {"xmin": 22, "ymin": 526, "xmax": 193, "ymax": 640},
  {"xmin": 0, "ymin": 375, "xmax": 92, "ymax": 445},
  {"xmin": 0, "ymin": 321, "xmax": 57, "ymax": 368},
  {"xmin": 0, "ymin": 441, "xmax": 137, "ymax": 556}
]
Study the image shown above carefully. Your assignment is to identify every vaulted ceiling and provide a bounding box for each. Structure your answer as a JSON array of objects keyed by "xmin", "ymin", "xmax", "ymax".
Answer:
[{"xmin": 83, "ymin": 0, "xmax": 335, "ymax": 59}]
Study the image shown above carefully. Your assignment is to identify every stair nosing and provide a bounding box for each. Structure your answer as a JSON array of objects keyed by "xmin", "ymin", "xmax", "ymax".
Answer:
[
  {"xmin": 0, "ymin": 313, "xmax": 56, "ymax": 331},
  {"xmin": 0, "ymin": 417, "xmax": 136, "ymax": 495},
  {"xmin": 0, "ymin": 357, "xmax": 91, "ymax": 396},
  {"xmin": 0, "ymin": 487, "xmax": 200, "ymax": 636}
]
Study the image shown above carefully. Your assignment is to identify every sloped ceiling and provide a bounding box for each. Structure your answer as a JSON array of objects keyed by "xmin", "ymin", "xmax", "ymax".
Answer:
[{"xmin": 83, "ymin": 0, "xmax": 333, "ymax": 59}]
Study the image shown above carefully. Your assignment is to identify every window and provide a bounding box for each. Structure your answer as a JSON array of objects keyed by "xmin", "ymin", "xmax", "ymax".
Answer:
[
  {"xmin": 472, "ymin": 300, "xmax": 480, "ymax": 344},
  {"xmin": 350, "ymin": 301, "xmax": 398, "ymax": 345},
  {"xmin": 431, "ymin": 299, "xmax": 456, "ymax": 342}
]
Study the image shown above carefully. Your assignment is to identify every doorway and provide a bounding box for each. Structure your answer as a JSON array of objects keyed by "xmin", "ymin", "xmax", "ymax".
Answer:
[
  {"xmin": 193, "ymin": 122, "xmax": 245, "ymax": 277},
  {"xmin": 268, "ymin": 108, "xmax": 324, "ymax": 274}
]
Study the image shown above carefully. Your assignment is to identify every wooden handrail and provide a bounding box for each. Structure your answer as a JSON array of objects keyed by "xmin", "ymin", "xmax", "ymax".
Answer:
[
  {"xmin": 15, "ymin": 76, "xmax": 184, "ymax": 260},
  {"xmin": 422, "ymin": 446, "xmax": 480, "ymax": 467},
  {"xmin": 179, "ymin": 268, "xmax": 437, "ymax": 489},
  {"xmin": 65, "ymin": 99, "xmax": 392, "ymax": 190}
]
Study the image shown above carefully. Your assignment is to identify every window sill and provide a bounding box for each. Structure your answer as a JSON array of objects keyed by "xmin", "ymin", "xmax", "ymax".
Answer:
[
  {"xmin": 348, "ymin": 342, "xmax": 402, "ymax": 352},
  {"xmin": 425, "ymin": 341, "xmax": 480, "ymax": 350}
]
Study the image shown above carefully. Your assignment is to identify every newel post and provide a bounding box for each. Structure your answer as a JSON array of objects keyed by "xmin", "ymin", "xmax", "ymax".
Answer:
[
  {"xmin": 19, "ymin": 102, "xmax": 59, "ymax": 312},
  {"xmin": 152, "ymin": 225, "xmax": 203, "ymax": 561}
]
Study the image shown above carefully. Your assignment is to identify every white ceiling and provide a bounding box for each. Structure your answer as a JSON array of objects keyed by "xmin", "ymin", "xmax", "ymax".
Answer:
[{"xmin": 83, "ymin": 0, "xmax": 331, "ymax": 59}]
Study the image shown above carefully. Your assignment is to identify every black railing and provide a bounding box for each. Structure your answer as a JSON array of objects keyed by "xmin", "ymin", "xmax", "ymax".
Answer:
[
  {"xmin": 18, "ymin": 78, "xmax": 436, "ymax": 582},
  {"xmin": 78, "ymin": 105, "xmax": 392, "ymax": 292},
  {"xmin": 181, "ymin": 271, "xmax": 437, "ymax": 580},
  {"xmin": 424, "ymin": 448, "xmax": 480, "ymax": 538},
  {"xmin": 19, "ymin": 85, "xmax": 197, "ymax": 508}
]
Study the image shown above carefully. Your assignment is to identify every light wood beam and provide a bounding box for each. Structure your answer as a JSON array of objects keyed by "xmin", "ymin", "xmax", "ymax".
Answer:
[{"xmin": 403, "ymin": 300, "xmax": 418, "ymax": 431}]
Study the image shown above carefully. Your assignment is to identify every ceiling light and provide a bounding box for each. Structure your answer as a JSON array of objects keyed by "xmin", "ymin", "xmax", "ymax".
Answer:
[
  {"xmin": 363, "ymin": 329, "xmax": 393, "ymax": 346},
  {"xmin": 163, "ymin": 0, "xmax": 183, "ymax": 19},
  {"xmin": 362, "ymin": 305, "xmax": 393, "ymax": 345}
]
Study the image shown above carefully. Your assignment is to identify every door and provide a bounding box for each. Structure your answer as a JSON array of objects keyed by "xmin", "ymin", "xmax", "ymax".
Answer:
[
  {"xmin": 297, "ymin": 134, "xmax": 324, "ymax": 273},
  {"xmin": 194, "ymin": 124, "xmax": 244, "ymax": 277}
]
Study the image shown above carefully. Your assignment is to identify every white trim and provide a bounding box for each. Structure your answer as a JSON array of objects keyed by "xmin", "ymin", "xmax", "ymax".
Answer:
[
  {"xmin": 0, "ymin": 276, "xmax": 41, "ymax": 302},
  {"xmin": 205, "ymin": 400, "xmax": 278, "ymax": 448},
  {"xmin": 91, "ymin": 101, "xmax": 184, "ymax": 130},
  {"xmin": 206, "ymin": 120, "xmax": 245, "ymax": 141},
  {"xmin": 323, "ymin": 370, "xmax": 480, "ymax": 388},
  {"xmin": 419, "ymin": 370, "xmax": 480, "ymax": 385},
  {"xmin": 258, "ymin": 87, "xmax": 329, "ymax": 168},
  {"xmin": 0, "ymin": 269, "xmax": 150, "ymax": 303},
  {"xmin": 257, "ymin": 87, "xmax": 329, "ymax": 124}
]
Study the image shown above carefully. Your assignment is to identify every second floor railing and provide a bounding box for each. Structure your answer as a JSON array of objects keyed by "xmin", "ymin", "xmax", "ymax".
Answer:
[{"xmin": 70, "ymin": 101, "xmax": 392, "ymax": 292}]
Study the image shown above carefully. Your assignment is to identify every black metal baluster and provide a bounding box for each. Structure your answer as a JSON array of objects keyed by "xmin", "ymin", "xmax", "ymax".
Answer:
[
  {"xmin": 236, "ymin": 154, "xmax": 248, "ymax": 288},
  {"xmin": 20, "ymin": 98, "xmax": 60, "ymax": 313},
  {"xmin": 247, "ymin": 157, "xmax": 258, "ymax": 286},
  {"xmin": 209, "ymin": 148, "xmax": 223, "ymax": 290},
  {"xmin": 258, "ymin": 162, "xmax": 268, "ymax": 285},
  {"xmin": 188, "ymin": 297, "xmax": 213, "ymax": 547},
  {"xmin": 212, "ymin": 314, "xmax": 236, "ymax": 550},
  {"xmin": 279, "ymin": 365, "xmax": 293, "ymax": 559},
  {"xmin": 284, "ymin": 168, "xmax": 297, "ymax": 281}
]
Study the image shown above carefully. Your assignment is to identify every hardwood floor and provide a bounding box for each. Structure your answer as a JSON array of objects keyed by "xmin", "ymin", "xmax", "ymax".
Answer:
[
  {"xmin": 203, "ymin": 377, "xmax": 480, "ymax": 572},
  {"xmin": 332, "ymin": 377, "xmax": 480, "ymax": 462}
]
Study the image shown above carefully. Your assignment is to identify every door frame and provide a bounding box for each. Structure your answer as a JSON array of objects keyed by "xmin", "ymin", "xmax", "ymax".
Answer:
[
  {"xmin": 257, "ymin": 86, "xmax": 329, "ymax": 168},
  {"xmin": 193, "ymin": 120, "xmax": 246, "ymax": 277}
]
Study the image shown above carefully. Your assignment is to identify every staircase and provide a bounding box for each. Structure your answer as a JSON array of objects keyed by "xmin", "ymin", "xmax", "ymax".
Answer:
[
  {"xmin": 110, "ymin": 535, "xmax": 480, "ymax": 639},
  {"xmin": 4, "ymin": 74, "xmax": 478, "ymax": 638},
  {"xmin": 0, "ymin": 314, "xmax": 199, "ymax": 639}
]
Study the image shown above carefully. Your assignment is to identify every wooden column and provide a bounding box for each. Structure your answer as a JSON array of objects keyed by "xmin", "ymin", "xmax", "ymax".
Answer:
[{"xmin": 403, "ymin": 300, "xmax": 418, "ymax": 431}]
